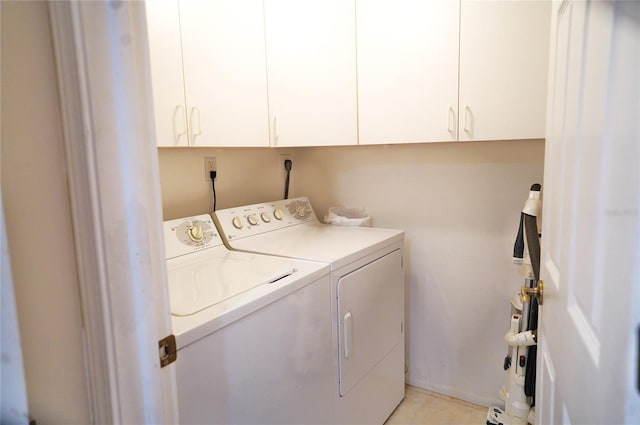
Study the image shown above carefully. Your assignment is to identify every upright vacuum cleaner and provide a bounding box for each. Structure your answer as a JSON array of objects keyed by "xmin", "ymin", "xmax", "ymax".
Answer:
[{"xmin": 487, "ymin": 184, "xmax": 542, "ymax": 425}]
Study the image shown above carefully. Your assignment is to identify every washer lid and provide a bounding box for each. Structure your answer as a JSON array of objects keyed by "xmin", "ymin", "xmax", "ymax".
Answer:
[
  {"xmin": 224, "ymin": 222, "xmax": 404, "ymax": 269},
  {"xmin": 168, "ymin": 254, "xmax": 294, "ymax": 316}
]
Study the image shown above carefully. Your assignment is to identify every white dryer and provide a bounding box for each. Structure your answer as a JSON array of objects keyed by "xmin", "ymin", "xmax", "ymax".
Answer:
[
  {"xmin": 163, "ymin": 214, "xmax": 334, "ymax": 424},
  {"xmin": 213, "ymin": 197, "xmax": 405, "ymax": 424}
]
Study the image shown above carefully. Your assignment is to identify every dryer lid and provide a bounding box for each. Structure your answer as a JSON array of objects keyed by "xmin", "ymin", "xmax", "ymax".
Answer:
[{"xmin": 168, "ymin": 255, "xmax": 295, "ymax": 316}]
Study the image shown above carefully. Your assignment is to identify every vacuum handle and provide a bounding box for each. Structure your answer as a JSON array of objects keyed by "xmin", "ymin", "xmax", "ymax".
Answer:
[
  {"xmin": 513, "ymin": 213, "xmax": 525, "ymax": 262},
  {"xmin": 524, "ymin": 213, "xmax": 541, "ymax": 281}
]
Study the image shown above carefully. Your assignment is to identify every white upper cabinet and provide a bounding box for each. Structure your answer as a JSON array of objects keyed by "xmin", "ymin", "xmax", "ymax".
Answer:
[
  {"xmin": 264, "ymin": 0, "xmax": 358, "ymax": 147},
  {"xmin": 357, "ymin": 0, "xmax": 460, "ymax": 144},
  {"xmin": 145, "ymin": 0, "xmax": 188, "ymax": 147},
  {"xmin": 146, "ymin": 0, "xmax": 270, "ymax": 147},
  {"xmin": 147, "ymin": 0, "xmax": 551, "ymax": 147},
  {"xmin": 179, "ymin": 0, "xmax": 270, "ymax": 147},
  {"xmin": 458, "ymin": 0, "xmax": 551, "ymax": 141}
]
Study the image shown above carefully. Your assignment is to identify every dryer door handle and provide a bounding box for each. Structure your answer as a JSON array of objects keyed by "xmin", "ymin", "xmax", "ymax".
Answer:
[{"xmin": 344, "ymin": 312, "xmax": 353, "ymax": 359}]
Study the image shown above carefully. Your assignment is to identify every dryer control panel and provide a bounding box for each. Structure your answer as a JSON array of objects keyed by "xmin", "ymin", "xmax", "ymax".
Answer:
[
  {"xmin": 213, "ymin": 197, "xmax": 318, "ymax": 241},
  {"xmin": 163, "ymin": 214, "xmax": 222, "ymax": 259}
]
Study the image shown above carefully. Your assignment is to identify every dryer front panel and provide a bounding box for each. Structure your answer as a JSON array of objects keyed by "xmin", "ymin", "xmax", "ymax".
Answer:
[{"xmin": 337, "ymin": 249, "xmax": 403, "ymax": 396}]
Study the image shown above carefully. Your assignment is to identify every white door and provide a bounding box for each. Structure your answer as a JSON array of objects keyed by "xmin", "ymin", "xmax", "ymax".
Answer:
[
  {"xmin": 459, "ymin": 0, "xmax": 550, "ymax": 141},
  {"xmin": 180, "ymin": 0, "xmax": 270, "ymax": 147},
  {"xmin": 538, "ymin": 1, "xmax": 640, "ymax": 424},
  {"xmin": 1, "ymin": 200, "xmax": 30, "ymax": 424},
  {"xmin": 145, "ymin": 0, "xmax": 189, "ymax": 147},
  {"xmin": 337, "ymin": 250, "xmax": 403, "ymax": 397},
  {"xmin": 264, "ymin": 0, "xmax": 357, "ymax": 147},
  {"xmin": 356, "ymin": 0, "xmax": 459, "ymax": 144}
]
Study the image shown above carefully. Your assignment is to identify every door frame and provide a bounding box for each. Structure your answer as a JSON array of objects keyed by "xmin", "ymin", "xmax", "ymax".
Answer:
[{"xmin": 48, "ymin": 2, "xmax": 176, "ymax": 423}]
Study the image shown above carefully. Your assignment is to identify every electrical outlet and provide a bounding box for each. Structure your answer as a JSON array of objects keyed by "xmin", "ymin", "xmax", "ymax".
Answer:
[
  {"xmin": 204, "ymin": 156, "xmax": 217, "ymax": 181},
  {"xmin": 280, "ymin": 153, "xmax": 293, "ymax": 174}
]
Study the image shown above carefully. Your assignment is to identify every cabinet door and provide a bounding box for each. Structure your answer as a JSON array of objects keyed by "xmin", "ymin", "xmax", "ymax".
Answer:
[
  {"xmin": 459, "ymin": 0, "xmax": 551, "ymax": 141},
  {"xmin": 264, "ymin": 0, "xmax": 357, "ymax": 147},
  {"xmin": 145, "ymin": 0, "xmax": 188, "ymax": 147},
  {"xmin": 357, "ymin": 0, "xmax": 459, "ymax": 144},
  {"xmin": 179, "ymin": 0, "xmax": 270, "ymax": 147}
]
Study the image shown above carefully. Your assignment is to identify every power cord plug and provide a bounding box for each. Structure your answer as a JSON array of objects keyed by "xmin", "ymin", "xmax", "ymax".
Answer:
[
  {"xmin": 283, "ymin": 159, "xmax": 293, "ymax": 199},
  {"xmin": 210, "ymin": 170, "xmax": 217, "ymax": 211}
]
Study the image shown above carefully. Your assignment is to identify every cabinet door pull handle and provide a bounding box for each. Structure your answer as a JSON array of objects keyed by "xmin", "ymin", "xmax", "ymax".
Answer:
[
  {"xmin": 463, "ymin": 105, "xmax": 471, "ymax": 135},
  {"xmin": 447, "ymin": 106, "xmax": 455, "ymax": 136},
  {"xmin": 190, "ymin": 107, "xmax": 202, "ymax": 144},
  {"xmin": 273, "ymin": 114, "xmax": 279, "ymax": 145},
  {"xmin": 173, "ymin": 105, "xmax": 187, "ymax": 146},
  {"xmin": 637, "ymin": 325, "xmax": 640, "ymax": 394}
]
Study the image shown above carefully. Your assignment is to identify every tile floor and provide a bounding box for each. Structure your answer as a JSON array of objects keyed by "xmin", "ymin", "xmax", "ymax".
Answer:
[{"xmin": 385, "ymin": 385, "xmax": 488, "ymax": 425}]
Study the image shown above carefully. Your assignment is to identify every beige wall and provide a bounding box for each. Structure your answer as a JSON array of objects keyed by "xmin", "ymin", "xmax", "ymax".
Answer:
[
  {"xmin": 1, "ymin": 2, "xmax": 91, "ymax": 423},
  {"xmin": 157, "ymin": 139, "xmax": 545, "ymax": 404},
  {"xmin": 293, "ymin": 140, "xmax": 544, "ymax": 403},
  {"xmin": 158, "ymin": 147, "xmax": 300, "ymax": 219}
]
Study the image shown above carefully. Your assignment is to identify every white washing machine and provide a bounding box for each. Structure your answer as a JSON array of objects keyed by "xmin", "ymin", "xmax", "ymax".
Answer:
[
  {"xmin": 213, "ymin": 197, "xmax": 405, "ymax": 424},
  {"xmin": 163, "ymin": 214, "xmax": 334, "ymax": 424}
]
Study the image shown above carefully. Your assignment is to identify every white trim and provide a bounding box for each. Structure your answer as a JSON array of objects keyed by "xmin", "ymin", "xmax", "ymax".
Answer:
[
  {"xmin": 562, "ymin": 402, "xmax": 572, "ymax": 425},
  {"xmin": 537, "ymin": 333, "xmax": 556, "ymax": 425},
  {"xmin": 48, "ymin": 1, "xmax": 176, "ymax": 423},
  {"xmin": 545, "ymin": 256, "xmax": 561, "ymax": 291},
  {"xmin": 48, "ymin": 4, "xmax": 115, "ymax": 421},
  {"xmin": 567, "ymin": 302, "xmax": 601, "ymax": 367}
]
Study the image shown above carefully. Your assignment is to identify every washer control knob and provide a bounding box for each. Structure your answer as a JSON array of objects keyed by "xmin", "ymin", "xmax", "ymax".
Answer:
[
  {"xmin": 260, "ymin": 212, "xmax": 271, "ymax": 223},
  {"xmin": 247, "ymin": 214, "xmax": 258, "ymax": 226},
  {"xmin": 232, "ymin": 216, "xmax": 243, "ymax": 229},
  {"xmin": 274, "ymin": 208, "xmax": 283, "ymax": 220},
  {"xmin": 187, "ymin": 224, "xmax": 204, "ymax": 242}
]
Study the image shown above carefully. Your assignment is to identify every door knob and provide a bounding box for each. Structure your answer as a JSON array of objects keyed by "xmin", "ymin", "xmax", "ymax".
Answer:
[{"xmin": 521, "ymin": 280, "xmax": 544, "ymax": 305}]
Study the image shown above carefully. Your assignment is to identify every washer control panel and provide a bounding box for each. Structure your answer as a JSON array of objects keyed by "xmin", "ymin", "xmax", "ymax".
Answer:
[
  {"xmin": 213, "ymin": 197, "xmax": 318, "ymax": 241},
  {"xmin": 163, "ymin": 214, "xmax": 222, "ymax": 259}
]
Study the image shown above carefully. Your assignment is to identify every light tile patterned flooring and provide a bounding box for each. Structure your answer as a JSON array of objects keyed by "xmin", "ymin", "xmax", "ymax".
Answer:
[{"xmin": 385, "ymin": 385, "xmax": 488, "ymax": 425}]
